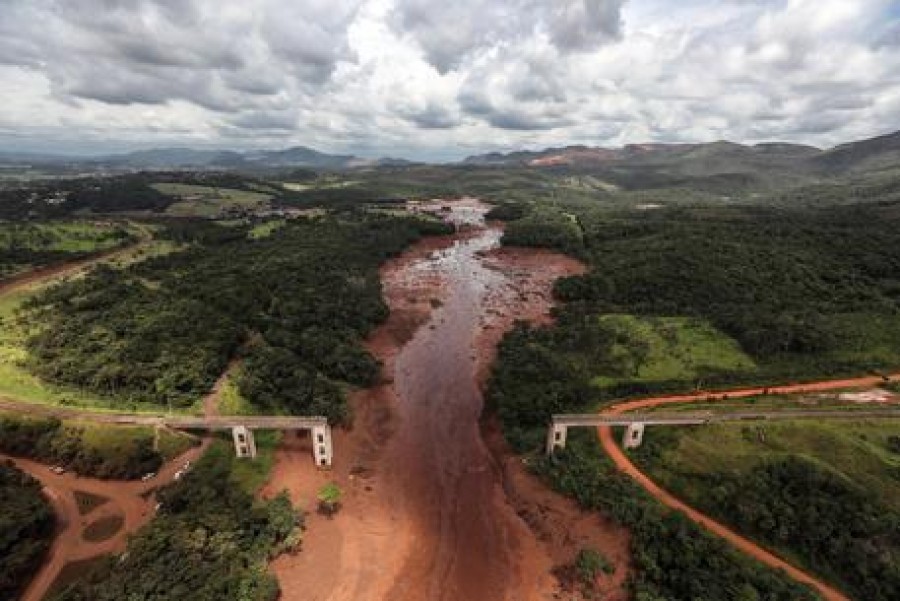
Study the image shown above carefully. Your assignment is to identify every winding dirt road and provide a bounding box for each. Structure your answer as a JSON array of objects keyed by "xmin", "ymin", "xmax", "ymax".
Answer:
[
  {"xmin": 6, "ymin": 443, "xmax": 206, "ymax": 601},
  {"xmin": 595, "ymin": 376, "xmax": 900, "ymax": 601}
]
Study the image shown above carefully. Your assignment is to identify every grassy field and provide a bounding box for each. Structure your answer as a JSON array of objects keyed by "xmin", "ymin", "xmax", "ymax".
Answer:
[
  {"xmin": 228, "ymin": 430, "xmax": 281, "ymax": 493},
  {"xmin": 591, "ymin": 315, "xmax": 756, "ymax": 389},
  {"xmin": 248, "ymin": 218, "xmax": 286, "ymax": 239},
  {"xmin": 0, "ymin": 221, "xmax": 135, "ymax": 279},
  {"xmin": 0, "ymin": 221, "xmax": 127, "ymax": 253},
  {"xmin": 152, "ymin": 183, "xmax": 272, "ymax": 217},
  {"xmin": 217, "ymin": 374, "xmax": 257, "ymax": 415},
  {"xmin": 637, "ymin": 419, "xmax": 900, "ymax": 512}
]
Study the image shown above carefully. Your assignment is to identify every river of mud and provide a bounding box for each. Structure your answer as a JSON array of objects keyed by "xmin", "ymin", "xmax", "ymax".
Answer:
[{"xmin": 262, "ymin": 200, "xmax": 629, "ymax": 601}]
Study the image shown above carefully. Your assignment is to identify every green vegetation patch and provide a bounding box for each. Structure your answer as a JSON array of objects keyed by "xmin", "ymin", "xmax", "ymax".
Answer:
[
  {"xmin": 23, "ymin": 214, "xmax": 452, "ymax": 420},
  {"xmin": 52, "ymin": 442, "xmax": 303, "ymax": 601},
  {"xmin": 0, "ymin": 461, "xmax": 55, "ymax": 601},
  {"xmin": 591, "ymin": 314, "xmax": 755, "ymax": 388},
  {"xmin": 228, "ymin": 430, "xmax": 281, "ymax": 494},
  {"xmin": 0, "ymin": 413, "xmax": 163, "ymax": 479},
  {"xmin": 0, "ymin": 220, "xmax": 134, "ymax": 280},
  {"xmin": 633, "ymin": 420, "xmax": 900, "ymax": 600},
  {"xmin": 153, "ymin": 183, "xmax": 272, "ymax": 218},
  {"xmin": 73, "ymin": 490, "xmax": 109, "ymax": 516},
  {"xmin": 156, "ymin": 428, "xmax": 198, "ymax": 461},
  {"xmin": 82, "ymin": 514, "xmax": 124, "ymax": 543}
]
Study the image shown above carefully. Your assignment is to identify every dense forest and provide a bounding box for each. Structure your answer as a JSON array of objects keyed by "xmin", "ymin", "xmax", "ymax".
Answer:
[
  {"xmin": 0, "ymin": 415, "xmax": 165, "ymax": 479},
  {"xmin": 23, "ymin": 212, "xmax": 452, "ymax": 418},
  {"xmin": 491, "ymin": 201, "xmax": 900, "ymax": 401},
  {"xmin": 536, "ymin": 432, "xmax": 819, "ymax": 600},
  {"xmin": 0, "ymin": 461, "xmax": 55, "ymax": 600},
  {"xmin": 487, "ymin": 198, "xmax": 900, "ymax": 599},
  {"xmin": 52, "ymin": 443, "xmax": 301, "ymax": 601}
]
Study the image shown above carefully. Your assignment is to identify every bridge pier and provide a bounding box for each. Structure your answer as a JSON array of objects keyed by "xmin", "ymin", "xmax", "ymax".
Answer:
[
  {"xmin": 545, "ymin": 422, "xmax": 568, "ymax": 455},
  {"xmin": 311, "ymin": 424, "xmax": 333, "ymax": 468},
  {"xmin": 232, "ymin": 426, "xmax": 257, "ymax": 458},
  {"xmin": 623, "ymin": 422, "xmax": 645, "ymax": 449}
]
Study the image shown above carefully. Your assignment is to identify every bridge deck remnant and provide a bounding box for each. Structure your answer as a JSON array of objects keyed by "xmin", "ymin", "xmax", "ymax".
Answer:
[
  {"xmin": 0, "ymin": 400, "xmax": 332, "ymax": 466},
  {"xmin": 547, "ymin": 407, "xmax": 900, "ymax": 455}
]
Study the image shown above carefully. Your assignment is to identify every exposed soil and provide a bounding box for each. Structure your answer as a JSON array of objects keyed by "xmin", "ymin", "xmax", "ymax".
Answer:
[
  {"xmin": 262, "ymin": 199, "xmax": 630, "ymax": 601},
  {"xmin": 4, "ymin": 442, "xmax": 206, "ymax": 601}
]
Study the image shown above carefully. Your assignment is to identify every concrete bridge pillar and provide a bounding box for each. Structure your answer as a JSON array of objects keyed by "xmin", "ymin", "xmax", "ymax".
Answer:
[
  {"xmin": 545, "ymin": 422, "xmax": 568, "ymax": 455},
  {"xmin": 232, "ymin": 426, "xmax": 257, "ymax": 458},
  {"xmin": 623, "ymin": 422, "xmax": 645, "ymax": 449},
  {"xmin": 311, "ymin": 424, "xmax": 333, "ymax": 468}
]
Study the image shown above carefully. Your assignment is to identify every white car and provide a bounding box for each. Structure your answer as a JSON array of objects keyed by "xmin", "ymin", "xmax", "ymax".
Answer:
[
  {"xmin": 50, "ymin": 466, "xmax": 65, "ymax": 475},
  {"xmin": 173, "ymin": 469, "xmax": 184, "ymax": 481},
  {"xmin": 141, "ymin": 472, "xmax": 156, "ymax": 482}
]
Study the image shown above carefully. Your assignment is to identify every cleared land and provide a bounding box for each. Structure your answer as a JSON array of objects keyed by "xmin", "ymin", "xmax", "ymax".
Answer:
[
  {"xmin": 591, "ymin": 314, "xmax": 756, "ymax": 388},
  {"xmin": 152, "ymin": 183, "xmax": 273, "ymax": 217}
]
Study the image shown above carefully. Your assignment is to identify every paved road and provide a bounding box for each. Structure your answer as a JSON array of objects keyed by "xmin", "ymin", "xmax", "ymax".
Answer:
[{"xmin": 594, "ymin": 373, "xmax": 900, "ymax": 601}]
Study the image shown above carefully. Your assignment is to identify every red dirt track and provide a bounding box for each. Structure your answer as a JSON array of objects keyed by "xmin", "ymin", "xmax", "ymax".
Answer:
[{"xmin": 595, "ymin": 375, "xmax": 900, "ymax": 601}]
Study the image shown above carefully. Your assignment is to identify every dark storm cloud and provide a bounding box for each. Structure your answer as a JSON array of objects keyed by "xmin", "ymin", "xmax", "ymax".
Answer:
[
  {"xmin": 226, "ymin": 110, "xmax": 299, "ymax": 131},
  {"xmin": 400, "ymin": 104, "xmax": 461, "ymax": 129}
]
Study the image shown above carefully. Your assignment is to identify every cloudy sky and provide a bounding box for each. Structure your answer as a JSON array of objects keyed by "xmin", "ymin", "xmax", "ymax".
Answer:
[{"xmin": 1, "ymin": 0, "xmax": 899, "ymax": 160}]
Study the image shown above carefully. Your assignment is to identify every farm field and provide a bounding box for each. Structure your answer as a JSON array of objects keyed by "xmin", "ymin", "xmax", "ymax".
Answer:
[{"xmin": 151, "ymin": 183, "xmax": 274, "ymax": 217}]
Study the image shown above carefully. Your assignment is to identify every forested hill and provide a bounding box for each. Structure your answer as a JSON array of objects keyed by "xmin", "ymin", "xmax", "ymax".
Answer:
[{"xmin": 23, "ymin": 212, "xmax": 452, "ymax": 419}]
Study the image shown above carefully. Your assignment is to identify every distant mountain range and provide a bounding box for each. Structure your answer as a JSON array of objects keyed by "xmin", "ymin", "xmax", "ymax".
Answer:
[
  {"xmin": 1, "ymin": 129, "xmax": 897, "ymax": 175},
  {"xmin": 0, "ymin": 146, "xmax": 415, "ymax": 171}
]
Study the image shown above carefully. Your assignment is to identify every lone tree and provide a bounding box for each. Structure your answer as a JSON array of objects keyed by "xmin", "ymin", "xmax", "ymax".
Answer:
[{"xmin": 317, "ymin": 482, "xmax": 343, "ymax": 517}]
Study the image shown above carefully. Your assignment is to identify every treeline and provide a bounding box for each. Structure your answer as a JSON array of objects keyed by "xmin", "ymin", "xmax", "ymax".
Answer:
[
  {"xmin": 0, "ymin": 415, "xmax": 162, "ymax": 479},
  {"xmin": 24, "ymin": 213, "xmax": 452, "ymax": 419},
  {"xmin": 500, "ymin": 206, "xmax": 584, "ymax": 255},
  {"xmin": 0, "ymin": 461, "xmax": 55, "ymax": 601},
  {"xmin": 537, "ymin": 433, "xmax": 819, "ymax": 600},
  {"xmin": 52, "ymin": 444, "xmax": 302, "ymax": 601}
]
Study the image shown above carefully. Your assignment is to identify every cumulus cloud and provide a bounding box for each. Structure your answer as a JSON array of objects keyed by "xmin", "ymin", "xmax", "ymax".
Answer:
[
  {"xmin": 389, "ymin": 0, "xmax": 625, "ymax": 73},
  {"xmin": 0, "ymin": 0, "xmax": 897, "ymax": 158}
]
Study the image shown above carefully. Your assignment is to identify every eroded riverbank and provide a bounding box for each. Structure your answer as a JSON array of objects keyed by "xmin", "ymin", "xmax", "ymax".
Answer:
[{"xmin": 262, "ymin": 199, "xmax": 628, "ymax": 601}]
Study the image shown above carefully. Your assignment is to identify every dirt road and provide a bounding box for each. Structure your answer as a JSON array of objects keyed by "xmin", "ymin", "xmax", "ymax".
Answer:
[
  {"xmin": 6, "ymin": 443, "xmax": 206, "ymax": 601},
  {"xmin": 594, "ymin": 377, "xmax": 893, "ymax": 601},
  {"xmin": 263, "ymin": 200, "xmax": 630, "ymax": 601},
  {"xmin": 0, "ymin": 234, "xmax": 152, "ymax": 297}
]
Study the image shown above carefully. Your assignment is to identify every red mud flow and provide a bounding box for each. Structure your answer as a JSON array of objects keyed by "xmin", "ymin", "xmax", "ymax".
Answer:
[{"xmin": 263, "ymin": 200, "xmax": 630, "ymax": 601}]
